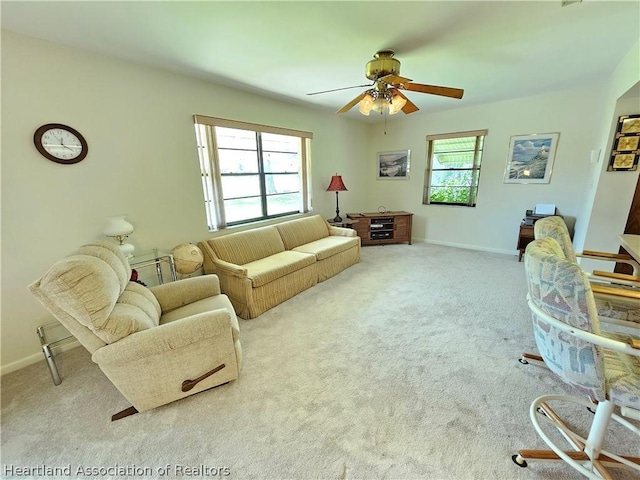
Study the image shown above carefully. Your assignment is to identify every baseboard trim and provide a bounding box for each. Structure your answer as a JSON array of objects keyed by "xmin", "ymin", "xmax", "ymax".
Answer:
[
  {"xmin": 423, "ymin": 239, "xmax": 517, "ymax": 256},
  {"xmin": 1, "ymin": 340, "xmax": 81, "ymax": 376}
]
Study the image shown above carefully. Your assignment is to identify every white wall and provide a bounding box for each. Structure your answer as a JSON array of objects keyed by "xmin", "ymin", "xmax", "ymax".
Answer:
[
  {"xmin": 363, "ymin": 85, "xmax": 608, "ymax": 254},
  {"xmin": 579, "ymin": 40, "xmax": 640, "ymax": 265},
  {"xmin": 582, "ymin": 93, "xmax": 640, "ymax": 246},
  {"xmin": 0, "ymin": 31, "xmax": 369, "ymax": 372}
]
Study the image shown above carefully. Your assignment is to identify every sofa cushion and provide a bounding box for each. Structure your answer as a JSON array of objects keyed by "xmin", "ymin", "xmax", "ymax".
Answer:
[
  {"xmin": 244, "ymin": 251, "xmax": 316, "ymax": 287},
  {"xmin": 292, "ymin": 236, "xmax": 359, "ymax": 261},
  {"xmin": 276, "ymin": 215, "xmax": 330, "ymax": 250},
  {"xmin": 207, "ymin": 226, "xmax": 285, "ymax": 265}
]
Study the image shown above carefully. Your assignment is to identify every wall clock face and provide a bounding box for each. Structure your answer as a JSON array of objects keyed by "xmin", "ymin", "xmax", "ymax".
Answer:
[{"xmin": 33, "ymin": 123, "xmax": 88, "ymax": 164}]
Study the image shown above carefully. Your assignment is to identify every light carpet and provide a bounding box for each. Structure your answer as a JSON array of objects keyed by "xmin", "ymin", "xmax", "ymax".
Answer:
[{"xmin": 2, "ymin": 243, "xmax": 638, "ymax": 480}]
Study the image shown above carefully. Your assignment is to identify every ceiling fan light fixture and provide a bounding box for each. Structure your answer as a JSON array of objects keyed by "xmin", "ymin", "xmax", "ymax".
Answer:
[
  {"xmin": 321, "ymin": 50, "xmax": 464, "ymax": 116},
  {"xmin": 371, "ymin": 97, "xmax": 389, "ymax": 114},
  {"xmin": 388, "ymin": 94, "xmax": 407, "ymax": 115},
  {"xmin": 358, "ymin": 92, "xmax": 375, "ymax": 115}
]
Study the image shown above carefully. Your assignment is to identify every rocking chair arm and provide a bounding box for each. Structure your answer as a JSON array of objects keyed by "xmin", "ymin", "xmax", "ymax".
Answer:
[
  {"xmin": 591, "ymin": 270, "xmax": 640, "ymax": 287},
  {"xmin": 591, "ymin": 284, "xmax": 640, "ymax": 300},
  {"xmin": 578, "ymin": 250, "xmax": 639, "ymax": 275},
  {"xmin": 527, "ymin": 295, "xmax": 640, "ymax": 357},
  {"xmin": 581, "ymin": 250, "xmax": 634, "ymax": 261}
]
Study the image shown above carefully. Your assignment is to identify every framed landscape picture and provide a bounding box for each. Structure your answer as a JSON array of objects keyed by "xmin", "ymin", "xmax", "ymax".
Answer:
[
  {"xmin": 503, "ymin": 133, "xmax": 559, "ymax": 184},
  {"xmin": 377, "ymin": 150, "xmax": 410, "ymax": 180},
  {"xmin": 608, "ymin": 114, "xmax": 640, "ymax": 172}
]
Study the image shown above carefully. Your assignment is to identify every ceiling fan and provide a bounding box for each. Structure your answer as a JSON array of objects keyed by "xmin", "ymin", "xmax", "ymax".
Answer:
[{"xmin": 307, "ymin": 50, "xmax": 464, "ymax": 116}]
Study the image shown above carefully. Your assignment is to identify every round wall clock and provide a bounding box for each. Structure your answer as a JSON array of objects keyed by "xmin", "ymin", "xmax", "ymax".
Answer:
[{"xmin": 33, "ymin": 123, "xmax": 88, "ymax": 164}]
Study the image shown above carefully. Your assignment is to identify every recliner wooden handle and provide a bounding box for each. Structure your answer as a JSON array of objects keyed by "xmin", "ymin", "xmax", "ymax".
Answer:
[{"xmin": 181, "ymin": 363, "xmax": 225, "ymax": 392}]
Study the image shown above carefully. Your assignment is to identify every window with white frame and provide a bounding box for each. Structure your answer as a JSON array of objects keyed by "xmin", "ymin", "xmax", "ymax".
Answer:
[
  {"xmin": 423, "ymin": 129, "xmax": 487, "ymax": 207},
  {"xmin": 193, "ymin": 115, "xmax": 312, "ymax": 230}
]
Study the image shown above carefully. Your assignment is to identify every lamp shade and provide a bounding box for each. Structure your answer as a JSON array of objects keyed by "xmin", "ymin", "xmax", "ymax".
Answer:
[
  {"xmin": 103, "ymin": 215, "xmax": 135, "ymax": 258},
  {"xmin": 326, "ymin": 175, "xmax": 348, "ymax": 192},
  {"xmin": 371, "ymin": 97, "xmax": 389, "ymax": 113},
  {"xmin": 388, "ymin": 94, "xmax": 407, "ymax": 115},
  {"xmin": 103, "ymin": 215, "xmax": 134, "ymax": 237},
  {"xmin": 358, "ymin": 93, "xmax": 374, "ymax": 116}
]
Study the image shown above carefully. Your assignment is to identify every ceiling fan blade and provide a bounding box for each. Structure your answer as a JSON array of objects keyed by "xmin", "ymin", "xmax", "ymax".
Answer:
[
  {"xmin": 307, "ymin": 84, "xmax": 373, "ymax": 95},
  {"xmin": 379, "ymin": 74, "xmax": 413, "ymax": 85},
  {"xmin": 402, "ymin": 83, "xmax": 464, "ymax": 99},
  {"xmin": 336, "ymin": 92, "xmax": 367, "ymax": 113},
  {"xmin": 392, "ymin": 90, "xmax": 419, "ymax": 114}
]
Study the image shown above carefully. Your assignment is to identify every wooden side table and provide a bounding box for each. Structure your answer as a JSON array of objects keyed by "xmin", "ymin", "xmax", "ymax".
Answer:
[{"xmin": 517, "ymin": 224, "xmax": 535, "ymax": 261}]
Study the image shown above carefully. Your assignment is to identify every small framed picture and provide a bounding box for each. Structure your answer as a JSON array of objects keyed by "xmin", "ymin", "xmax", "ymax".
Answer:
[
  {"xmin": 608, "ymin": 114, "xmax": 640, "ymax": 172},
  {"xmin": 503, "ymin": 133, "xmax": 560, "ymax": 184},
  {"xmin": 377, "ymin": 150, "xmax": 410, "ymax": 180},
  {"xmin": 616, "ymin": 136, "xmax": 640, "ymax": 151},
  {"xmin": 611, "ymin": 153, "xmax": 636, "ymax": 169},
  {"xmin": 620, "ymin": 115, "xmax": 640, "ymax": 134}
]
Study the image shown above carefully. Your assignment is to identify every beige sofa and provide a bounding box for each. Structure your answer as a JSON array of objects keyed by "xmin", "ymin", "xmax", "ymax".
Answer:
[{"xmin": 198, "ymin": 215, "xmax": 360, "ymax": 319}]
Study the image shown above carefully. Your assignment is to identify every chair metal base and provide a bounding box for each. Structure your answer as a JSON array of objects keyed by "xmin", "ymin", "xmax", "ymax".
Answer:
[{"xmin": 513, "ymin": 395, "xmax": 640, "ymax": 479}]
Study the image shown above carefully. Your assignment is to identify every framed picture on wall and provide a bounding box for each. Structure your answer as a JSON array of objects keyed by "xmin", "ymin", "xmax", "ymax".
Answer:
[
  {"xmin": 377, "ymin": 150, "xmax": 410, "ymax": 180},
  {"xmin": 503, "ymin": 133, "xmax": 560, "ymax": 184},
  {"xmin": 608, "ymin": 114, "xmax": 640, "ymax": 172}
]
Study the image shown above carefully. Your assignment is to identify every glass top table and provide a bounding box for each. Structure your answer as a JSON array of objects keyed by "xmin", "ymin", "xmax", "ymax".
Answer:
[{"xmin": 129, "ymin": 248, "xmax": 177, "ymax": 285}]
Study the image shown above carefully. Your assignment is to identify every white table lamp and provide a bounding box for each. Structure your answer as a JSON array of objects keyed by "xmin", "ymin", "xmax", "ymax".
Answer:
[{"xmin": 103, "ymin": 215, "xmax": 135, "ymax": 258}]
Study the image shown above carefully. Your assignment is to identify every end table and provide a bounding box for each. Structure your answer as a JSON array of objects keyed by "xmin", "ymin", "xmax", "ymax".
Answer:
[{"xmin": 130, "ymin": 249, "xmax": 177, "ymax": 284}]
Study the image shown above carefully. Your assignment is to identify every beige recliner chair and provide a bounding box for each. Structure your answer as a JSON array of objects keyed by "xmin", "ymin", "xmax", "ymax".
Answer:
[{"xmin": 28, "ymin": 242, "xmax": 242, "ymax": 420}]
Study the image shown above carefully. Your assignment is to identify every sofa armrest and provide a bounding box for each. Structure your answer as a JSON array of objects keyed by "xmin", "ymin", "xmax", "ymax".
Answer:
[
  {"xmin": 92, "ymin": 309, "xmax": 231, "ymax": 366},
  {"xmin": 149, "ymin": 275, "xmax": 221, "ymax": 313},
  {"xmin": 329, "ymin": 226, "xmax": 356, "ymax": 237},
  {"xmin": 213, "ymin": 258, "xmax": 248, "ymax": 278}
]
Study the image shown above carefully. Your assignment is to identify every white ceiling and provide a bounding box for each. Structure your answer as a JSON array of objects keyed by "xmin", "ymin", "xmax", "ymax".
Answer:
[{"xmin": 2, "ymin": 1, "xmax": 639, "ymax": 122}]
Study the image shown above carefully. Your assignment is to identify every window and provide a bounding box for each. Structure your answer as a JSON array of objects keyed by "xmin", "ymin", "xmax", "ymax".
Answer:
[
  {"xmin": 423, "ymin": 129, "xmax": 487, "ymax": 207},
  {"xmin": 194, "ymin": 115, "xmax": 312, "ymax": 230}
]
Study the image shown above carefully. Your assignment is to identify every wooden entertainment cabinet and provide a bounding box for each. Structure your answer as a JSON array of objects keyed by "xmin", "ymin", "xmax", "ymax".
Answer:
[{"xmin": 346, "ymin": 211, "xmax": 413, "ymax": 246}]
